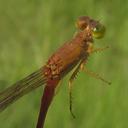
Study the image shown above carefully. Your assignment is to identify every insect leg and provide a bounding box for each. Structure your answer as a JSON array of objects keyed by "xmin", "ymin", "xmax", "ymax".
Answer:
[
  {"xmin": 91, "ymin": 46, "xmax": 110, "ymax": 53},
  {"xmin": 54, "ymin": 80, "xmax": 62, "ymax": 95},
  {"xmin": 81, "ymin": 67, "xmax": 111, "ymax": 85},
  {"xmin": 68, "ymin": 69, "xmax": 80, "ymax": 118},
  {"xmin": 68, "ymin": 60, "xmax": 84, "ymax": 118},
  {"xmin": 68, "ymin": 79, "xmax": 76, "ymax": 118}
]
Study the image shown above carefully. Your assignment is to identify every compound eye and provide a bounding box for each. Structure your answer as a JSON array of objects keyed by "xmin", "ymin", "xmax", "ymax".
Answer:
[
  {"xmin": 76, "ymin": 16, "xmax": 90, "ymax": 30},
  {"xmin": 92, "ymin": 24, "xmax": 105, "ymax": 39}
]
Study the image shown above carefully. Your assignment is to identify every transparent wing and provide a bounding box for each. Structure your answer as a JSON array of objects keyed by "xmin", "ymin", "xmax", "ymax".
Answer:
[{"xmin": 0, "ymin": 67, "xmax": 47, "ymax": 112}]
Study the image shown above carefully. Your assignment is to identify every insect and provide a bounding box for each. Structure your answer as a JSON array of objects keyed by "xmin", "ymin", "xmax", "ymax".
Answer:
[{"xmin": 0, "ymin": 16, "xmax": 111, "ymax": 128}]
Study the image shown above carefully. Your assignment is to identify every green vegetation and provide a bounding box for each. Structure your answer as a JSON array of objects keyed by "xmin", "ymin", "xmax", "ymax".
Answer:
[{"xmin": 0, "ymin": 0, "xmax": 128, "ymax": 127}]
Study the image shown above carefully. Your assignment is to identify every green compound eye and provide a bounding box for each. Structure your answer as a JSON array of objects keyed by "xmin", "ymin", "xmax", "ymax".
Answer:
[{"xmin": 92, "ymin": 24, "xmax": 106, "ymax": 39}]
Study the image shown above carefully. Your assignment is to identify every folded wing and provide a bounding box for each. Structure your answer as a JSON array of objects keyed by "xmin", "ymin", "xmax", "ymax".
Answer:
[{"xmin": 0, "ymin": 67, "xmax": 46, "ymax": 112}]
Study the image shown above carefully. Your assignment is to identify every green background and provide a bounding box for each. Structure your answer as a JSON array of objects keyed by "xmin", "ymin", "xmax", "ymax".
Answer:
[{"xmin": 0, "ymin": 0, "xmax": 128, "ymax": 128}]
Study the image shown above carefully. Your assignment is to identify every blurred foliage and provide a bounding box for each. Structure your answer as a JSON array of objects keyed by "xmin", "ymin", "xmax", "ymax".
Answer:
[{"xmin": 0, "ymin": 0, "xmax": 128, "ymax": 128}]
